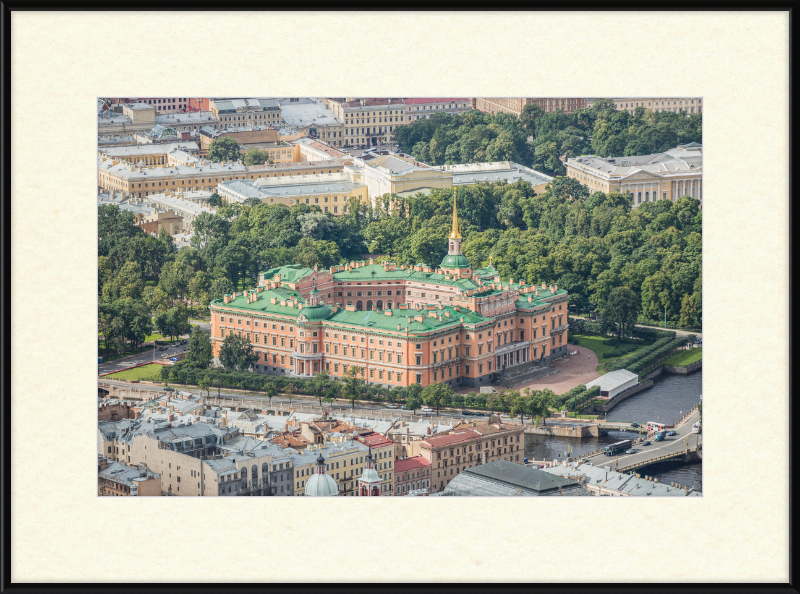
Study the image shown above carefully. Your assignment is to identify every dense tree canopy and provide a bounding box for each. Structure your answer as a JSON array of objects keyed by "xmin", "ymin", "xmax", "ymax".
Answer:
[{"xmin": 394, "ymin": 103, "xmax": 701, "ymax": 177}]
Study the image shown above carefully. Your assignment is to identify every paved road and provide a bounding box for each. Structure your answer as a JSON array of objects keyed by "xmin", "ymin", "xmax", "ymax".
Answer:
[
  {"xmin": 587, "ymin": 409, "xmax": 700, "ymax": 471},
  {"xmin": 98, "ymin": 341, "xmax": 188, "ymax": 374},
  {"xmin": 98, "ymin": 377, "xmax": 513, "ymax": 421}
]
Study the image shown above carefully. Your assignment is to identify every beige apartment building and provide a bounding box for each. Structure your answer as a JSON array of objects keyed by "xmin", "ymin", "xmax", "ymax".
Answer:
[
  {"xmin": 98, "ymin": 141, "xmax": 200, "ymax": 166},
  {"xmin": 209, "ymin": 98, "xmax": 282, "ymax": 127},
  {"xmin": 593, "ymin": 97, "xmax": 702, "ymax": 115},
  {"xmin": 327, "ymin": 98, "xmax": 408, "ymax": 147},
  {"xmin": 216, "ymin": 172, "xmax": 366, "ymax": 215},
  {"xmin": 564, "ymin": 142, "xmax": 703, "ymax": 207},
  {"xmin": 474, "ymin": 97, "xmax": 588, "ymax": 116},
  {"xmin": 97, "ymin": 156, "xmax": 350, "ymax": 197},
  {"xmin": 288, "ymin": 439, "xmax": 371, "ymax": 496},
  {"xmin": 419, "ymin": 422, "xmax": 525, "ymax": 493},
  {"xmin": 347, "ymin": 153, "xmax": 452, "ymax": 202}
]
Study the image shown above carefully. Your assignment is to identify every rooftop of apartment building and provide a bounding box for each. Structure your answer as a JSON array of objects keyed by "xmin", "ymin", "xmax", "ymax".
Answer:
[
  {"xmin": 98, "ymin": 459, "xmax": 159, "ymax": 486},
  {"xmin": 359, "ymin": 154, "xmax": 430, "ymax": 175},
  {"xmin": 568, "ymin": 143, "xmax": 703, "ymax": 176},
  {"xmin": 278, "ymin": 99, "xmax": 343, "ymax": 128},
  {"xmin": 402, "ymin": 98, "xmax": 469, "ymax": 105},
  {"xmin": 395, "ymin": 456, "xmax": 432, "ymax": 473},
  {"xmin": 212, "ymin": 98, "xmax": 280, "ymax": 113},
  {"xmin": 246, "ymin": 158, "xmax": 350, "ymax": 173},
  {"xmin": 155, "ymin": 111, "xmax": 217, "ymax": 125},
  {"xmin": 292, "ymin": 137, "xmax": 349, "ymax": 159},
  {"xmin": 98, "ymin": 157, "xmax": 248, "ymax": 178},
  {"xmin": 445, "ymin": 161, "xmax": 554, "ymax": 187},
  {"xmin": 219, "ymin": 173, "xmax": 364, "ymax": 202},
  {"xmin": 99, "ymin": 141, "xmax": 199, "ymax": 158},
  {"xmin": 340, "ymin": 98, "xmax": 405, "ymax": 108},
  {"xmin": 421, "ymin": 423, "xmax": 519, "ymax": 449},
  {"xmin": 441, "ymin": 460, "xmax": 591, "ymax": 497},
  {"xmin": 541, "ymin": 462, "xmax": 702, "ymax": 496}
]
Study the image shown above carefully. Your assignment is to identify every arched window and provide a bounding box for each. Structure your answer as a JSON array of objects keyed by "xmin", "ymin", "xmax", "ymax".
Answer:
[
  {"xmin": 637, "ymin": 192, "xmax": 642, "ymax": 203},
  {"xmin": 241, "ymin": 467, "xmax": 247, "ymax": 481},
  {"xmin": 356, "ymin": 300, "xmax": 363, "ymax": 311},
  {"xmin": 366, "ymin": 300, "xmax": 373, "ymax": 310},
  {"xmin": 346, "ymin": 301, "xmax": 352, "ymax": 306},
  {"xmin": 645, "ymin": 192, "xmax": 649, "ymax": 201},
  {"xmin": 372, "ymin": 486, "xmax": 379, "ymax": 496},
  {"xmin": 386, "ymin": 301, "xmax": 393, "ymax": 310},
  {"xmin": 376, "ymin": 300, "xmax": 383, "ymax": 310},
  {"xmin": 251, "ymin": 464, "xmax": 258, "ymax": 481},
  {"xmin": 262, "ymin": 463, "xmax": 269, "ymax": 484}
]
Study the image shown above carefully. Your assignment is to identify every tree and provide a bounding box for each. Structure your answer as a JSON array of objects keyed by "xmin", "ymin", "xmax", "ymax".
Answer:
[
  {"xmin": 218, "ymin": 332, "xmax": 258, "ymax": 372},
  {"xmin": 208, "ymin": 193, "xmax": 223, "ymax": 208},
  {"xmin": 155, "ymin": 303, "xmax": 191, "ymax": 343},
  {"xmin": 185, "ymin": 327, "xmax": 212, "ymax": 368},
  {"xmin": 601, "ymin": 286, "xmax": 640, "ymax": 342},
  {"xmin": 207, "ymin": 137, "xmax": 241, "ymax": 163},
  {"xmin": 198, "ymin": 375, "xmax": 211, "ymax": 398},
  {"xmin": 243, "ymin": 148, "xmax": 270, "ymax": 166},
  {"xmin": 340, "ymin": 365, "xmax": 364, "ymax": 410},
  {"xmin": 310, "ymin": 369, "xmax": 332, "ymax": 406},
  {"xmin": 405, "ymin": 391, "xmax": 422, "ymax": 415},
  {"xmin": 284, "ymin": 382, "xmax": 295, "ymax": 407},
  {"xmin": 209, "ymin": 277, "xmax": 235, "ymax": 301},
  {"xmin": 422, "ymin": 382, "xmax": 452, "ymax": 416},
  {"xmin": 263, "ymin": 380, "xmax": 277, "ymax": 405}
]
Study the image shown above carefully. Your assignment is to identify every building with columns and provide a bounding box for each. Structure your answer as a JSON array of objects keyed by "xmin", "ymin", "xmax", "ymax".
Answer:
[
  {"xmin": 588, "ymin": 97, "xmax": 702, "ymax": 115},
  {"xmin": 564, "ymin": 143, "xmax": 702, "ymax": 207},
  {"xmin": 474, "ymin": 97, "xmax": 588, "ymax": 116},
  {"xmin": 209, "ymin": 192, "xmax": 570, "ymax": 389}
]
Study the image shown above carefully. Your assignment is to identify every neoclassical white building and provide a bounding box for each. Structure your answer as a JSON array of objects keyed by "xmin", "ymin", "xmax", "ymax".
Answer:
[{"xmin": 565, "ymin": 143, "xmax": 702, "ymax": 208}]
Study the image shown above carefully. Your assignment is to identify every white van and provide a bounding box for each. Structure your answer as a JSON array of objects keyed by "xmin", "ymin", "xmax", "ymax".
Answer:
[{"xmin": 420, "ymin": 407, "xmax": 433, "ymax": 413}]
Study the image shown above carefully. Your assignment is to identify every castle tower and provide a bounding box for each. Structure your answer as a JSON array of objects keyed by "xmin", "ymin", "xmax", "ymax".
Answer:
[{"xmin": 440, "ymin": 187, "xmax": 471, "ymax": 275}]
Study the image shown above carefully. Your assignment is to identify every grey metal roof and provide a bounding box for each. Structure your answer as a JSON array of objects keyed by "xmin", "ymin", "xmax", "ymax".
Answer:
[
  {"xmin": 541, "ymin": 463, "xmax": 701, "ymax": 496},
  {"xmin": 463, "ymin": 459, "xmax": 585, "ymax": 494},
  {"xmin": 585, "ymin": 369, "xmax": 638, "ymax": 391}
]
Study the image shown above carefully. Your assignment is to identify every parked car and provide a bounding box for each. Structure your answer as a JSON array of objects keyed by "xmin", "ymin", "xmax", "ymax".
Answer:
[
  {"xmin": 400, "ymin": 405, "xmax": 406, "ymax": 410},
  {"xmin": 625, "ymin": 448, "xmax": 637, "ymax": 454},
  {"xmin": 667, "ymin": 430, "xmax": 677, "ymax": 436},
  {"xmin": 420, "ymin": 407, "xmax": 433, "ymax": 413},
  {"xmin": 641, "ymin": 440, "xmax": 651, "ymax": 446},
  {"xmin": 385, "ymin": 403, "xmax": 398, "ymax": 409},
  {"xmin": 158, "ymin": 347, "xmax": 166, "ymax": 351},
  {"xmin": 500, "ymin": 412, "xmax": 510, "ymax": 418},
  {"xmin": 473, "ymin": 412, "xmax": 486, "ymax": 417},
  {"xmin": 630, "ymin": 422, "xmax": 639, "ymax": 428},
  {"xmin": 163, "ymin": 387, "xmax": 175, "ymax": 392},
  {"xmin": 180, "ymin": 339, "xmax": 187, "ymax": 345},
  {"xmin": 461, "ymin": 410, "xmax": 474, "ymax": 416}
]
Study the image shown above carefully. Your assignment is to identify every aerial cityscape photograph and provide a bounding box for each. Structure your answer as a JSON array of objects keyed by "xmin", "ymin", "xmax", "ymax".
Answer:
[{"xmin": 96, "ymin": 96, "xmax": 703, "ymax": 497}]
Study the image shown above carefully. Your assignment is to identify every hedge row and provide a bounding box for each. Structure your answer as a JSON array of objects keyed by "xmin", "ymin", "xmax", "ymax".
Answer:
[
  {"xmin": 553, "ymin": 385, "xmax": 601, "ymax": 410},
  {"xmin": 628, "ymin": 338, "xmax": 689, "ymax": 374},
  {"xmin": 605, "ymin": 336, "xmax": 675, "ymax": 372}
]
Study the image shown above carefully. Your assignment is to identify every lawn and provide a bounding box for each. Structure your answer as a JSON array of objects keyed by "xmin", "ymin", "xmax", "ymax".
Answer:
[
  {"xmin": 570, "ymin": 333, "xmax": 653, "ymax": 374},
  {"xmin": 104, "ymin": 363, "xmax": 165, "ymax": 381},
  {"xmin": 662, "ymin": 347, "xmax": 702, "ymax": 367},
  {"xmin": 144, "ymin": 332, "xmax": 163, "ymax": 342}
]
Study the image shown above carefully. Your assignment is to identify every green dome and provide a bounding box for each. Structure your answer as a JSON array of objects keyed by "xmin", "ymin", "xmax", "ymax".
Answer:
[
  {"xmin": 297, "ymin": 304, "xmax": 332, "ymax": 322},
  {"xmin": 440, "ymin": 254, "xmax": 470, "ymax": 269}
]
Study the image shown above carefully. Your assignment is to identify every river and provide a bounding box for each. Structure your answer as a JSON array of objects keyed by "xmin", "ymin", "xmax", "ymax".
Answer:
[{"xmin": 524, "ymin": 370, "xmax": 703, "ymax": 492}]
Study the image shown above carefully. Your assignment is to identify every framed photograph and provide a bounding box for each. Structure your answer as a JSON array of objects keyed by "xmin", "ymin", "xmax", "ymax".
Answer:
[{"xmin": 6, "ymin": 8, "xmax": 790, "ymax": 586}]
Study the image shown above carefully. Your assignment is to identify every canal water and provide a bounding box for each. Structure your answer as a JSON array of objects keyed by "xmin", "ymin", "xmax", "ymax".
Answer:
[{"xmin": 524, "ymin": 370, "xmax": 703, "ymax": 492}]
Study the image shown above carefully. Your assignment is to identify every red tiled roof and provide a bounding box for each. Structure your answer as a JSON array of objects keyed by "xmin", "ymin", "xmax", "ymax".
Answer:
[
  {"xmin": 402, "ymin": 98, "xmax": 469, "ymax": 104},
  {"xmin": 394, "ymin": 456, "xmax": 431, "ymax": 472},
  {"xmin": 420, "ymin": 429, "xmax": 482, "ymax": 449},
  {"xmin": 355, "ymin": 433, "xmax": 393, "ymax": 448}
]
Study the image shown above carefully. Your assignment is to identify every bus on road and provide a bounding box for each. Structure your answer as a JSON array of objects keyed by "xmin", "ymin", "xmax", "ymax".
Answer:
[
  {"xmin": 604, "ymin": 440, "xmax": 632, "ymax": 456},
  {"xmin": 647, "ymin": 422, "xmax": 666, "ymax": 432},
  {"xmin": 654, "ymin": 430, "xmax": 667, "ymax": 441}
]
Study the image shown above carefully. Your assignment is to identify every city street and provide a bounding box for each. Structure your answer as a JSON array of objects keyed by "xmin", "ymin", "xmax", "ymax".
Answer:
[
  {"xmin": 98, "ymin": 377, "xmax": 521, "ymax": 421},
  {"xmin": 588, "ymin": 409, "xmax": 701, "ymax": 471}
]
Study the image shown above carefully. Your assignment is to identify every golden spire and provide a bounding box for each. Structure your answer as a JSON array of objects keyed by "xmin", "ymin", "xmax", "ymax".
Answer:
[{"xmin": 449, "ymin": 186, "xmax": 462, "ymax": 240}]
